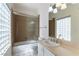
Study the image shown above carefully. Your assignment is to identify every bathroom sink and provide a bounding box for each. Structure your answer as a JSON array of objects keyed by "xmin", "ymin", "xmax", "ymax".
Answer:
[{"xmin": 44, "ymin": 40, "xmax": 60, "ymax": 47}]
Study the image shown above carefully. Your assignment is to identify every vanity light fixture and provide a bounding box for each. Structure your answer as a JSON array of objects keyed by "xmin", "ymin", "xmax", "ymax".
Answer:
[
  {"xmin": 49, "ymin": 3, "xmax": 67, "ymax": 13},
  {"xmin": 53, "ymin": 8, "xmax": 58, "ymax": 13},
  {"xmin": 60, "ymin": 3, "xmax": 67, "ymax": 10},
  {"xmin": 48, "ymin": 6, "xmax": 53, "ymax": 12},
  {"xmin": 56, "ymin": 3, "xmax": 62, "ymax": 8}
]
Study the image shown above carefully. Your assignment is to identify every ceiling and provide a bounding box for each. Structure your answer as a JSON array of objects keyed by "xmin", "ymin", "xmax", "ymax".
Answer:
[
  {"xmin": 13, "ymin": 3, "xmax": 41, "ymax": 17},
  {"xmin": 12, "ymin": 3, "xmax": 73, "ymax": 17},
  {"xmin": 12, "ymin": 3, "xmax": 55, "ymax": 17}
]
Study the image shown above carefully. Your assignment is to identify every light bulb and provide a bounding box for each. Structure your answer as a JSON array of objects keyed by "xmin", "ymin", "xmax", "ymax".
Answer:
[
  {"xmin": 48, "ymin": 6, "xmax": 53, "ymax": 12},
  {"xmin": 61, "ymin": 3, "xmax": 67, "ymax": 10},
  {"xmin": 53, "ymin": 8, "xmax": 57, "ymax": 13},
  {"xmin": 56, "ymin": 3, "xmax": 62, "ymax": 8}
]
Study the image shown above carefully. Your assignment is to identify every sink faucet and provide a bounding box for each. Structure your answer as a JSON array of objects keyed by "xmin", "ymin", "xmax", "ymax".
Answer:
[
  {"xmin": 49, "ymin": 34, "xmax": 61, "ymax": 43},
  {"xmin": 48, "ymin": 37, "xmax": 53, "ymax": 41},
  {"xmin": 58, "ymin": 34, "xmax": 61, "ymax": 39},
  {"xmin": 56, "ymin": 34, "xmax": 62, "ymax": 43},
  {"xmin": 49, "ymin": 37, "xmax": 57, "ymax": 42},
  {"xmin": 49, "ymin": 34, "xmax": 62, "ymax": 44}
]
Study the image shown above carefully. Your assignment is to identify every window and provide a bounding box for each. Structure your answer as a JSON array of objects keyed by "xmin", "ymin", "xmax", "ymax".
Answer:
[
  {"xmin": 56, "ymin": 16, "xmax": 71, "ymax": 41},
  {"xmin": 0, "ymin": 3, "xmax": 11, "ymax": 55}
]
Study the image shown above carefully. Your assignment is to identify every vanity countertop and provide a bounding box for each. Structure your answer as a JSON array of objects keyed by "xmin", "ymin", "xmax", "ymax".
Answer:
[{"xmin": 39, "ymin": 39, "xmax": 79, "ymax": 56}]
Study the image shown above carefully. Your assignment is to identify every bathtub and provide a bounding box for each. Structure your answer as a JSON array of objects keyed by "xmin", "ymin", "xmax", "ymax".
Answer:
[{"xmin": 14, "ymin": 40, "xmax": 38, "ymax": 46}]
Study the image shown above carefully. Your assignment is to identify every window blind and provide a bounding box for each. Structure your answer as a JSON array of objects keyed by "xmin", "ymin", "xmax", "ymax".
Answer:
[{"xmin": 0, "ymin": 3, "xmax": 11, "ymax": 56}]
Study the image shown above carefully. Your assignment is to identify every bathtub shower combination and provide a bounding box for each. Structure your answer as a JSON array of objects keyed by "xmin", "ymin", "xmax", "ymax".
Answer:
[{"xmin": 13, "ymin": 40, "xmax": 38, "ymax": 56}]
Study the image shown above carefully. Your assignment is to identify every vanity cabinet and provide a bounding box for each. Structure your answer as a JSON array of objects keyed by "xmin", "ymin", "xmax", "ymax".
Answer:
[
  {"xmin": 38, "ymin": 43, "xmax": 44, "ymax": 56},
  {"xmin": 38, "ymin": 43, "xmax": 55, "ymax": 56},
  {"xmin": 43, "ymin": 47, "xmax": 55, "ymax": 56}
]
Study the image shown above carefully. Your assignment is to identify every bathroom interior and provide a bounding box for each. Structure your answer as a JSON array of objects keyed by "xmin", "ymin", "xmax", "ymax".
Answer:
[
  {"xmin": 12, "ymin": 3, "xmax": 79, "ymax": 56},
  {"xmin": 1, "ymin": 3, "xmax": 79, "ymax": 56}
]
